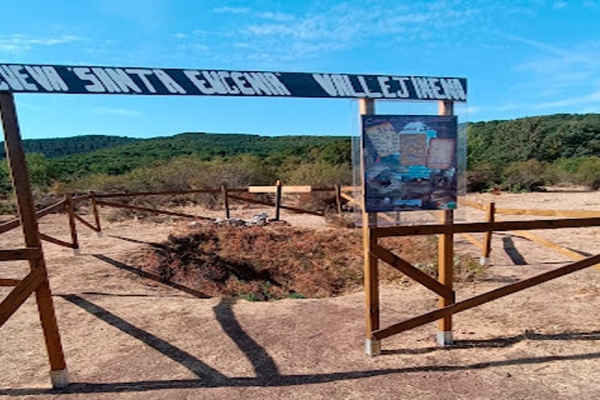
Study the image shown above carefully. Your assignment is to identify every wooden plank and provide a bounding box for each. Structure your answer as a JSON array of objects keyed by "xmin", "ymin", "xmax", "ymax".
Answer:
[
  {"xmin": 64, "ymin": 194, "xmax": 80, "ymax": 252},
  {"xmin": 221, "ymin": 185, "xmax": 230, "ymax": 219},
  {"xmin": 459, "ymin": 233, "xmax": 483, "ymax": 249},
  {"xmin": 360, "ymin": 98, "xmax": 380, "ymax": 354},
  {"xmin": 513, "ymin": 230, "xmax": 587, "ymax": 261},
  {"xmin": 39, "ymin": 233, "xmax": 76, "ymax": 249},
  {"xmin": 74, "ymin": 214, "xmax": 100, "ymax": 232},
  {"xmin": 36, "ymin": 200, "xmax": 66, "ymax": 219},
  {"xmin": 95, "ymin": 200, "xmax": 213, "ymax": 220},
  {"xmin": 370, "ymin": 243, "xmax": 454, "ymax": 299},
  {"xmin": 0, "ymin": 218, "xmax": 20, "ymax": 234},
  {"xmin": 340, "ymin": 192, "xmax": 361, "ymax": 206},
  {"xmin": 437, "ymin": 100, "xmax": 455, "ymax": 340},
  {"xmin": 0, "ymin": 92, "xmax": 67, "ymax": 375},
  {"xmin": 341, "ymin": 185, "xmax": 361, "ymax": 192},
  {"xmin": 458, "ymin": 198, "xmax": 486, "ymax": 211},
  {"xmin": 90, "ymin": 191, "xmax": 102, "ymax": 234},
  {"xmin": 334, "ymin": 184, "xmax": 342, "ymax": 214},
  {"xmin": 274, "ymin": 180, "xmax": 282, "ymax": 221},
  {"xmin": 482, "ymin": 202, "xmax": 495, "ymax": 259},
  {"xmin": 248, "ymin": 185, "xmax": 313, "ymax": 193},
  {"xmin": 0, "ymin": 200, "xmax": 66, "ymax": 234},
  {"xmin": 373, "ymin": 251, "xmax": 600, "ymax": 340},
  {"xmin": 228, "ymin": 194, "xmax": 323, "ymax": 216},
  {"xmin": 0, "ymin": 269, "xmax": 43, "ymax": 326},
  {"xmin": 372, "ymin": 217, "xmax": 600, "ymax": 238},
  {"xmin": 495, "ymin": 207, "xmax": 600, "ymax": 218},
  {"xmin": 0, "ymin": 248, "xmax": 41, "ymax": 261},
  {"xmin": 0, "ymin": 279, "xmax": 21, "ymax": 286},
  {"xmin": 94, "ymin": 188, "xmax": 231, "ymax": 198}
]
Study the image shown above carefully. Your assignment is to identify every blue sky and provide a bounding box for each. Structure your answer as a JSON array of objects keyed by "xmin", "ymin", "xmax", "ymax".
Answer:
[{"xmin": 1, "ymin": 0, "xmax": 599, "ymax": 139}]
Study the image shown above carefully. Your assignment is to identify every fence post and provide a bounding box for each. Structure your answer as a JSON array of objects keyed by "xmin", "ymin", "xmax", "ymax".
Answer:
[
  {"xmin": 90, "ymin": 191, "xmax": 102, "ymax": 237},
  {"xmin": 0, "ymin": 92, "xmax": 69, "ymax": 388},
  {"xmin": 221, "ymin": 185, "xmax": 230, "ymax": 219},
  {"xmin": 481, "ymin": 202, "xmax": 495, "ymax": 266},
  {"xmin": 274, "ymin": 180, "xmax": 282, "ymax": 221},
  {"xmin": 65, "ymin": 194, "xmax": 80, "ymax": 256},
  {"xmin": 437, "ymin": 99, "xmax": 455, "ymax": 346},
  {"xmin": 335, "ymin": 184, "xmax": 342, "ymax": 214},
  {"xmin": 360, "ymin": 98, "xmax": 381, "ymax": 356}
]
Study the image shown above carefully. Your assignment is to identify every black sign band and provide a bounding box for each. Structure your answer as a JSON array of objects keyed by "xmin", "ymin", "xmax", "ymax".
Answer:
[{"xmin": 0, "ymin": 64, "xmax": 467, "ymax": 101}]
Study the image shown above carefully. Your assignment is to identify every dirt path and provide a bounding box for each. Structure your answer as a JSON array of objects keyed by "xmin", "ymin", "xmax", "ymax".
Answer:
[{"xmin": 1, "ymin": 191, "xmax": 600, "ymax": 399}]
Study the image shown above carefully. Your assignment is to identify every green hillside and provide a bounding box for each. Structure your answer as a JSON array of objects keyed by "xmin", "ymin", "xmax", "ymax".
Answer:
[
  {"xmin": 0, "ymin": 135, "xmax": 139, "ymax": 159},
  {"xmin": 52, "ymin": 132, "xmax": 351, "ymax": 177}
]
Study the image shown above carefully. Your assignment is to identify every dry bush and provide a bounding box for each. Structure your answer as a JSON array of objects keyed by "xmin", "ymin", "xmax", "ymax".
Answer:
[{"xmin": 131, "ymin": 224, "xmax": 482, "ymax": 301}]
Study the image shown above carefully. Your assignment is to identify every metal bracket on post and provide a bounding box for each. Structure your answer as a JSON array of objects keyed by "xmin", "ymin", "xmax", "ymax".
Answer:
[{"xmin": 366, "ymin": 339, "xmax": 381, "ymax": 356}]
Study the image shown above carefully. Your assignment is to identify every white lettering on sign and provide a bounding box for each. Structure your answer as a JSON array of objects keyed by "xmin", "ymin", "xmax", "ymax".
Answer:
[
  {"xmin": 24, "ymin": 66, "xmax": 68, "ymax": 91},
  {"xmin": 230, "ymin": 72, "xmax": 254, "ymax": 95},
  {"xmin": 125, "ymin": 69, "xmax": 157, "ymax": 93},
  {"xmin": 0, "ymin": 65, "xmax": 24, "ymax": 90},
  {"xmin": 9, "ymin": 65, "xmax": 37, "ymax": 91},
  {"xmin": 391, "ymin": 77, "xmax": 410, "ymax": 98},
  {"xmin": 73, "ymin": 67, "xmax": 106, "ymax": 92},
  {"xmin": 104, "ymin": 68, "xmax": 142, "ymax": 93},
  {"xmin": 244, "ymin": 72, "xmax": 274, "ymax": 95},
  {"xmin": 154, "ymin": 69, "xmax": 186, "ymax": 94},
  {"xmin": 183, "ymin": 70, "xmax": 290, "ymax": 96}
]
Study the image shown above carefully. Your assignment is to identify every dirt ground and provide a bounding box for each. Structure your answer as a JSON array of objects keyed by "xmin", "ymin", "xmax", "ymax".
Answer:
[{"xmin": 1, "ymin": 189, "xmax": 600, "ymax": 399}]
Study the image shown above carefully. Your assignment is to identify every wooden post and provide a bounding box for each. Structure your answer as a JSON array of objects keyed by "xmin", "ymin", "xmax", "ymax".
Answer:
[
  {"xmin": 274, "ymin": 180, "xmax": 282, "ymax": 221},
  {"xmin": 481, "ymin": 202, "xmax": 495, "ymax": 266},
  {"xmin": 90, "ymin": 191, "xmax": 102, "ymax": 237},
  {"xmin": 360, "ymin": 98, "xmax": 380, "ymax": 356},
  {"xmin": 65, "ymin": 194, "xmax": 80, "ymax": 256},
  {"xmin": 221, "ymin": 185, "xmax": 230, "ymax": 219},
  {"xmin": 334, "ymin": 184, "xmax": 342, "ymax": 214},
  {"xmin": 0, "ymin": 92, "xmax": 69, "ymax": 388},
  {"xmin": 437, "ymin": 100, "xmax": 455, "ymax": 346}
]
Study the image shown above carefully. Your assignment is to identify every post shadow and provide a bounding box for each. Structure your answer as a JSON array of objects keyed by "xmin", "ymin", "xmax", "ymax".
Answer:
[
  {"xmin": 502, "ymin": 237, "xmax": 527, "ymax": 265},
  {"xmin": 59, "ymin": 294, "xmax": 227, "ymax": 383},
  {"xmin": 212, "ymin": 299, "xmax": 280, "ymax": 379},
  {"xmin": 91, "ymin": 254, "xmax": 210, "ymax": 299}
]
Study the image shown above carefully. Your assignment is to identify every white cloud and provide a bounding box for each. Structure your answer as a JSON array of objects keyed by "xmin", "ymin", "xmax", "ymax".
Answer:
[
  {"xmin": 93, "ymin": 107, "xmax": 143, "ymax": 117},
  {"xmin": 0, "ymin": 34, "xmax": 81, "ymax": 53},
  {"xmin": 553, "ymin": 1, "xmax": 568, "ymax": 9},
  {"xmin": 213, "ymin": 6, "xmax": 251, "ymax": 14}
]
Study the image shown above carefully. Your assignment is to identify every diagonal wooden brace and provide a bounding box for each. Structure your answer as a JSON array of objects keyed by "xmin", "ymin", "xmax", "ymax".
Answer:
[
  {"xmin": 370, "ymin": 243, "xmax": 454, "ymax": 301},
  {"xmin": 0, "ymin": 269, "xmax": 44, "ymax": 327}
]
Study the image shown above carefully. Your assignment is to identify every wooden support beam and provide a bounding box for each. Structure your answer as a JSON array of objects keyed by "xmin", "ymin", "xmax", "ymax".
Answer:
[
  {"xmin": 0, "ymin": 269, "xmax": 44, "ymax": 326},
  {"xmin": 334, "ymin": 184, "xmax": 342, "ymax": 214},
  {"xmin": 481, "ymin": 202, "xmax": 495, "ymax": 265},
  {"xmin": 90, "ymin": 191, "xmax": 102, "ymax": 236},
  {"xmin": 0, "ymin": 92, "xmax": 68, "ymax": 386},
  {"xmin": 221, "ymin": 185, "xmax": 230, "ymax": 219},
  {"xmin": 274, "ymin": 180, "xmax": 282, "ymax": 221},
  {"xmin": 370, "ymin": 243, "xmax": 454, "ymax": 299},
  {"xmin": 39, "ymin": 233, "xmax": 77, "ymax": 249},
  {"xmin": 373, "ymin": 251, "xmax": 600, "ymax": 340},
  {"xmin": 436, "ymin": 100, "xmax": 455, "ymax": 345},
  {"xmin": 458, "ymin": 198, "xmax": 486, "ymax": 211},
  {"xmin": 248, "ymin": 185, "xmax": 312, "ymax": 193},
  {"xmin": 0, "ymin": 247, "xmax": 42, "ymax": 261},
  {"xmin": 0, "ymin": 278, "xmax": 21, "ymax": 287},
  {"xmin": 73, "ymin": 214, "xmax": 100, "ymax": 232},
  {"xmin": 495, "ymin": 207, "xmax": 600, "ymax": 218},
  {"xmin": 228, "ymin": 194, "xmax": 323, "ymax": 216},
  {"xmin": 95, "ymin": 200, "xmax": 213, "ymax": 220},
  {"xmin": 459, "ymin": 233, "xmax": 484, "ymax": 250},
  {"xmin": 359, "ymin": 98, "xmax": 380, "ymax": 356},
  {"xmin": 64, "ymin": 194, "xmax": 80, "ymax": 254},
  {"xmin": 372, "ymin": 217, "xmax": 600, "ymax": 238}
]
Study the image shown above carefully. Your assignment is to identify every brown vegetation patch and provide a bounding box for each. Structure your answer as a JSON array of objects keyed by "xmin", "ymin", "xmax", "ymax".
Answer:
[{"xmin": 130, "ymin": 223, "xmax": 481, "ymax": 301}]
